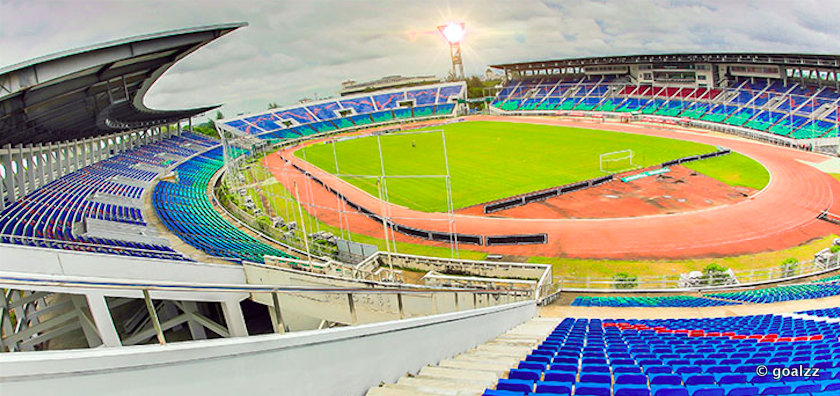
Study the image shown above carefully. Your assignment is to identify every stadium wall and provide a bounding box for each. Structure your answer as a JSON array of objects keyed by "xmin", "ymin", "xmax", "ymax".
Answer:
[
  {"xmin": 0, "ymin": 300, "xmax": 536, "ymax": 396},
  {"xmin": 0, "ymin": 244, "xmax": 247, "ymax": 298}
]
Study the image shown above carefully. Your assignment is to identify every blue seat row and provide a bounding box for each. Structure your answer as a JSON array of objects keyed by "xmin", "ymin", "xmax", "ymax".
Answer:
[
  {"xmin": 222, "ymin": 82, "xmax": 465, "ymax": 136},
  {"xmin": 151, "ymin": 147, "xmax": 296, "ymax": 264},
  {"xmin": 0, "ymin": 132, "xmax": 218, "ymax": 261},
  {"xmin": 483, "ymin": 316, "xmax": 840, "ymax": 396},
  {"xmin": 492, "ymin": 76, "xmax": 840, "ymax": 140}
]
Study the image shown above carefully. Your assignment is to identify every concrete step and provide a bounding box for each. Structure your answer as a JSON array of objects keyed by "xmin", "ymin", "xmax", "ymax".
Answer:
[
  {"xmin": 453, "ymin": 352, "xmax": 522, "ymax": 366},
  {"xmin": 366, "ymin": 386, "xmax": 442, "ymax": 396},
  {"xmin": 474, "ymin": 344, "xmax": 532, "ymax": 354},
  {"xmin": 419, "ymin": 366, "xmax": 499, "ymax": 383},
  {"xmin": 437, "ymin": 359, "xmax": 513, "ymax": 376},
  {"xmin": 396, "ymin": 377, "xmax": 488, "ymax": 394},
  {"xmin": 494, "ymin": 334, "xmax": 543, "ymax": 342},
  {"xmin": 379, "ymin": 383, "xmax": 480, "ymax": 396},
  {"xmin": 484, "ymin": 339, "xmax": 538, "ymax": 348},
  {"xmin": 365, "ymin": 318, "xmax": 558, "ymax": 396},
  {"xmin": 412, "ymin": 374, "xmax": 496, "ymax": 388}
]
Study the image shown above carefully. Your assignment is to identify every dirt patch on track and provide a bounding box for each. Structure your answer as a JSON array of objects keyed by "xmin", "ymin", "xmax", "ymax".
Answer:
[{"xmin": 457, "ymin": 165, "xmax": 756, "ymax": 219}]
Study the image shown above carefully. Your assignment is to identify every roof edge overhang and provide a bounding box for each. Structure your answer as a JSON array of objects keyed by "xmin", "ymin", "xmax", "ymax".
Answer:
[
  {"xmin": 0, "ymin": 22, "xmax": 246, "ymax": 146},
  {"xmin": 490, "ymin": 52, "xmax": 840, "ymax": 71}
]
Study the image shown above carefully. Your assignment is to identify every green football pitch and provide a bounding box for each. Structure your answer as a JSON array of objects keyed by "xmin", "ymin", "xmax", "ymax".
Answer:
[{"xmin": 295, "ymin": 121, "xmax": 768, "ymax": 213}]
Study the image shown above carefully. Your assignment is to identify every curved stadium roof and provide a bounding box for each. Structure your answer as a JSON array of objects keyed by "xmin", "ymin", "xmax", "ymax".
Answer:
[
  {"xmin": 0, "ymin": 22, "xmax": 246, "ymax": 146},
  {"xmin": 491, "ymin": 52, "xmax": 840, "ymax": 72}
]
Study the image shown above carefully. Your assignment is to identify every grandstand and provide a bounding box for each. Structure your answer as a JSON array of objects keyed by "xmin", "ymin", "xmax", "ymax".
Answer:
[
  {"xmin": 489, "ymin": 54, "xmax": 840, "ymax": 152},
  {"xmin": 4, "ymin": 19, "xmax": 840, "ymax": 396},
  {"xmin": 217, "ymin": 82, "xmax": 465, "ymax": 140},
  {"xmin": 0, "ymin": 131, "xmax": 218, "ymax": 261},
  {"xmin": 152, "ymin": 146, "xmax": 297, "ymax": 263}
]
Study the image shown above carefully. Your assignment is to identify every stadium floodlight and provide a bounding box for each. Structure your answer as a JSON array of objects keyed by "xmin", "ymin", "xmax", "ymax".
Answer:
[
  {"xmin": 440, "ymin": 22, "xmax": 465, "ymax": 44},
  {"xmin": 437, "ymin": 22, "xmax": 465, "ymax": 80}
]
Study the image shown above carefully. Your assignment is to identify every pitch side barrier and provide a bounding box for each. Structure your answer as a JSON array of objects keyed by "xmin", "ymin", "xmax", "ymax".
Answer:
[
  {"xmin": 481, "ymin": 148, "xmax": 731, "ymax": 214},
  {"xmin": 483, "ymin": 176, "xmax": 613, "ymax": 214},
  {"xmin": 284, "ymin": 159, "xmax": 547, "ymax": 246}
]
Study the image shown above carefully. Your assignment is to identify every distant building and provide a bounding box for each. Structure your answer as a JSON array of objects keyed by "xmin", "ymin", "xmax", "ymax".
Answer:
[
  {"xmin": 340, "ymin": 75, "xmax": 441, "ymax": 96},
  {"xmin": 483, "ymin": 68, "xmax": 503, "ymax": 81}
]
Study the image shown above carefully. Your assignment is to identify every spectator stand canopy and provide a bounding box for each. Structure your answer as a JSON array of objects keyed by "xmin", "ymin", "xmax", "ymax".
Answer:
[
  {"xmin": 0, "ymin": 22, "xmax": 247, "ymax": 147},
  {"xmin": 0, "ymin": 22, "xmax": 246, "ymax": 209}
]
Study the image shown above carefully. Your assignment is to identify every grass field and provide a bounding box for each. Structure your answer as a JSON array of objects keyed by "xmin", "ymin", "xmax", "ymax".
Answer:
[
  {"xmin": 529, "ymin": 234, "xmax": 837, "ymax": 279},
  {"xmin": 296, "ymin": 121, "xmax": 769, "ymax": 212},
  {"xmin": 683, "ymin": 152, "xmax": 769, "ymax": 191},
  {"xmin": 237, "ymin": 160, "xmax": 834, "ymax": 280}
]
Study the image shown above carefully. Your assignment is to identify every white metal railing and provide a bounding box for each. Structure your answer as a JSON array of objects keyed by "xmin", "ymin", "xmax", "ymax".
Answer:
[
  {"xmin": 556, "ymin": 256, "xmax": 840, "ymax": 292},
  {"xmin": 0, "ymin": 271, "xmax": 532, "ymax": 347}
]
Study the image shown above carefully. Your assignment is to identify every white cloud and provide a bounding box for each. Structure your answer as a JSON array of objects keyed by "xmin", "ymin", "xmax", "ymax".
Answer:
[{"xmin": 1, "ymin": 0, "xmax": 839, "ymax": 118}]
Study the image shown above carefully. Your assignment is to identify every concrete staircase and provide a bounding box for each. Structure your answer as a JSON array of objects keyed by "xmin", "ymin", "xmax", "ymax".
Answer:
[{"xmin": 366, "ymin": 317, "xmax": 560, "ymax": 396}]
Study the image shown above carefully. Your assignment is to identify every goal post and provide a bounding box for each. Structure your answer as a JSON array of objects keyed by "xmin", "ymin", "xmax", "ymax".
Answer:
[{"xmin": 599, "ymin": 149, "xmax": 640, "ymax": 173}]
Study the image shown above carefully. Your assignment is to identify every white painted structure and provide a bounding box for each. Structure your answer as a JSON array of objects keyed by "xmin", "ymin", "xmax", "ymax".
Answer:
[{"xmin": 0, "ymin": 300, "xmax": 535, "ymax": 396}]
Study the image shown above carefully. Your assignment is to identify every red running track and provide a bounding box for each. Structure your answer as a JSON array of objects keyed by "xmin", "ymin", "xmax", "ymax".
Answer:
[{"xmin": 264, "ymin": 116, "xmax": 840, "ymax": 259}]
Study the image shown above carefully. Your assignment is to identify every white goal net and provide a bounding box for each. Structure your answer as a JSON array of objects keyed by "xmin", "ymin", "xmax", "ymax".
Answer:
[{"xmin": 600, "ymin": 149, "xmax": 640, "ymax": 173}]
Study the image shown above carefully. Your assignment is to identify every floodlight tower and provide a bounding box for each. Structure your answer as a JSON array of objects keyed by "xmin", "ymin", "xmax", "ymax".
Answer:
[{"xmin": 438, "ymin": 22, "xmax": 466, "ymax": 80}]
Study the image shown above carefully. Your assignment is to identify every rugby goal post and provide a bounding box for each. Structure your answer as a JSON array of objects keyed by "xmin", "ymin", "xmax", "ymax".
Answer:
[{"xmin": 600, "ymin": 149, "xmax": 640, "ymax": 173}]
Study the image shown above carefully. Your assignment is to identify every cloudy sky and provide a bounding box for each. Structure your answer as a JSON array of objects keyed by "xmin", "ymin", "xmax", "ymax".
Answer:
[{"xmin": 2, "ymin": 0, "xmax": 839, "ymax": 118}]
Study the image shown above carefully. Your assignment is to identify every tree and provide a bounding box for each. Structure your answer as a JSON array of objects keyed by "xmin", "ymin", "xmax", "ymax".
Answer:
[
  {"xmin": 613, "ymin": 272, "xmax": 638, "ymax": 289},
  {"xmin": 466, "ymin": 75, "xmax": 483, "ymax": 98},
  {"xmin": 215, "ymin": 110, "xmax": 224, "ymax": 120},
  {"xmin": 702, "ymin": 263, "xmax": 729, "ymax": 286},
  {"xmin": 780, "ymin": 258, "xmax": 799, "ymax": 278},
  {"xmin": 268, "ymin": 102, "xmax": 280, "ymax": 109},
  {"xmin": 256, "ymin": 215, "xmax": 273, "ymax": 232},
  {"xmin": 191, "ymin": 120, "xmax": 220, "ymax": 139}
]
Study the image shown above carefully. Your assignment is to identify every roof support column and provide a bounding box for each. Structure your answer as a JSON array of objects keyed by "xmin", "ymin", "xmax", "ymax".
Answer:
[
  {"xmin": 72, "ymin": 139, "xmax": 81, "ymax": 172},
  {"xmin": 70, "ymin": 295, "xmax": 104, "ymax": 348},
  {"xmin": 23, "ymin": 144, "xmax": 35, "ymax": 194},
  {"xmin": 1, "ymin": 144, "xmax": 14, "ymax": 208},
  {"xmin": 94, "ymin": 137, "xmax": 102, "ymax": 163},
  {"xmin": 180, "ymin": 301, "xmax": 207, "ymax": 340},
  {"xmin": 13, "ymin": 145, "xmax": 26, "ymax": 197},
  {"xmin": 61, "ymin": 141, "xmax": 70, "ymax": 176},
  {"xmin": 85, "ymin": 138, "xmax": 94, "ymax": 167},
  {"xmin": 221, "ymin": 299, "xmax": 248, "ymax": 337},
  {"xmin": 56, "ymin": 142, "xmax": 64, "ymax": 178},
  {"xmin": 36, "ymin": 143, "xmax": 46, "ymax": 188},
  {"xmin": 44, "ymin": 143, "xmax": 55, "ymax": 184},
  {"xmin": 85, "ymin": 293, "xmax": 121, "ymax": 347},
  {"xmin": 79, "ymin": 138, "xmax": 86, "ymax": 169}
]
